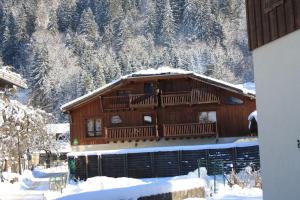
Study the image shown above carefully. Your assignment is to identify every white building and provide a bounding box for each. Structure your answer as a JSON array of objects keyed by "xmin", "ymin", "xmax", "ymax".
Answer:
[{"xmin": 246, "ymin": 1, "xmax": 300, "ymax": 199}]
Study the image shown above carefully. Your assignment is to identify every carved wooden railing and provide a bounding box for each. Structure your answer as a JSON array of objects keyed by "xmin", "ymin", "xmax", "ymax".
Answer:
[
  {"xmin": 191, "ymin": 89, "xmax": 220, "ymax": 104},
  {"xmin": 163, "ymin": 122, "xmax": 217, "ymax": 137},
  {"xmin": 102, "ymin": 96, "xmax": 130, "ymax": 111},
  {"xmin": 161, "ymin": 89, "xmax": 220, "ymax": 107},
  {"xmin": 102, "ymin": 94, "xmax": 158, "ymax": 111},
  {"xmin": 105, "ymin": 125, "xmax": 158, "ymax": 141},
  {"xmin": 161, "ymin": 92, "xmax": 191, "ymax": 106},
  {"xmin": 129, "ymin": 94, "xmax": 158, "ymax": 108}
]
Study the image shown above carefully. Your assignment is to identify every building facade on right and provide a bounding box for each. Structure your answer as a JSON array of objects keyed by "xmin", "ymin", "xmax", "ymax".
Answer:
[{"xmin": 246, "ymin": 1, "xmax": 300, "ymax": 200}]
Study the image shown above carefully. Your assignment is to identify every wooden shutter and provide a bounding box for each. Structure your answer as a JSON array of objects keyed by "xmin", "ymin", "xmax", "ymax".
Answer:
[{"xmin": 264, "ymin": 0, "xmax": 284, "ymax": 13}]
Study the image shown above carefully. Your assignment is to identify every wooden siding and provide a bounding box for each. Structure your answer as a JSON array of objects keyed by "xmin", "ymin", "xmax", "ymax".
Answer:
[
  {"xmin": 246, "ymin": 0, "xmax": 300, "ymax": 50},
  {"xmin": 69, "ymin": 77, "xmax": 256, "ymax": 146}
]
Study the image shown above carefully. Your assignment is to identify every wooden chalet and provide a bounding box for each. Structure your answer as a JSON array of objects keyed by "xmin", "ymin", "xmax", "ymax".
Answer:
[{"xmin": 62, "ymin": 68, "xmax": 256, "ymax": 149}]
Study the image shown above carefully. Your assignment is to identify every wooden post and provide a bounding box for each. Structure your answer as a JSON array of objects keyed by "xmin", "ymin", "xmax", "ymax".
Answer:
[
  {"xmin": 98, "ymin": 155, "xmax": 103, "ymax": 176},
  {"xmin": 178, "ymin": 150, "xmax": 182, "ymax": 175}
]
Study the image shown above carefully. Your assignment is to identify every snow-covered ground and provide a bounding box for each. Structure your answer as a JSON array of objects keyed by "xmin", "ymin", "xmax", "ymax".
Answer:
[
  {"xmin": 0, "ymin": 162, "xmax": 262, "ymax": 200},
  {"xmin": 0, "ymin": 166, "xmax": 262, "ymax": 200}
]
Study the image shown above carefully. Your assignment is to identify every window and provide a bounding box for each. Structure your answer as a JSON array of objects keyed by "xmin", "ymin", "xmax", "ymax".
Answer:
[
  {"xmin": 111, "ymin": 115, "xmax": 122, "ymax": 124},
  {"xmin": 144, "ymin": 82, "xmax": 153, "ymax": 94},
  {"xmin": 86, "ymin": 118, "xmax": 102, "ymax": 137},
  {"xmin": 199, "ymin": 111, "xmax": 217, "ymax": 123},
  {"xmin": 143, "ymin": 115, "xmax": 153, "ymax": 124},
  {"xmin": 264, "ymin": 0, "xmax": 284, "ymax": 12},
  {"xmin": 224, "ymin": 96, "xmax": 244, "ymax": 105}
]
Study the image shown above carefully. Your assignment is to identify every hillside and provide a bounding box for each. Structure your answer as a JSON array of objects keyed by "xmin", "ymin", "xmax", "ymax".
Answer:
[{"xmin": 0, "ymin": 0, "xmax": 253, "ymax": 120}]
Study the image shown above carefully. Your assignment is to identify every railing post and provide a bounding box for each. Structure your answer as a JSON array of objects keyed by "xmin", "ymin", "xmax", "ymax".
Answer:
[{"xmin": 105, "ymin": 128, "xmax": 108, "ymax": 140}]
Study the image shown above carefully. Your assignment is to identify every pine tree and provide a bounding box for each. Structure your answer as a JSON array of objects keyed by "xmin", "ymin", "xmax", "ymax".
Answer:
[
  {"xmin": 77, "ymin": 8, "xmax": 99, "ymax": 43},
  {"xmin": 57, "ymin": 0, "xmax": 77, "ymax": 32},
  {"xmin": 92, "ymin": 0, "xmax": 110, "ymax": 34},
  {"xmin": 30, "ymin": 45, "xmax": 51, "ymax": 110},
  {"xmin": 161, "ymin": 0, "xmax": 176, "ymax": 46}
]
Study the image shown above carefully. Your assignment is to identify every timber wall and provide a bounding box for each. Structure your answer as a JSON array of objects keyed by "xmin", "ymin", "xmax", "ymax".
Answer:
[
  {"xmin": 69, "ymin": 145, "xmax": 260, "ymax": 180},
  {"xmin": 246, "ymin": 0, "xmax": 300, "ymax": 50}
]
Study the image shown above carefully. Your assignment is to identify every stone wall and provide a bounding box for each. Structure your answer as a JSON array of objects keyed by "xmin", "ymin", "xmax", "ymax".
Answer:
[{"xmin": 138, "ymin": 187, "xmax": 205, "ymax": 200}]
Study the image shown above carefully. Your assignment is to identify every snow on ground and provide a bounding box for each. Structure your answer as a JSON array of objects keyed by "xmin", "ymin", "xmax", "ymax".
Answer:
[
  {"xmin": 43, "ymin": 167, "xmax": 262, "ymax": 200},
  {"xmin": 0, "ymin": 165, "xmax": 262, "ymax": 200}
]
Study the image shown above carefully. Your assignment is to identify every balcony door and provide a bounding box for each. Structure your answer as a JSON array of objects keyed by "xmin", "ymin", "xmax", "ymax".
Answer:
[{"xmin": 144, "ymin": 82, "xmax": 153, "ymax": 95}]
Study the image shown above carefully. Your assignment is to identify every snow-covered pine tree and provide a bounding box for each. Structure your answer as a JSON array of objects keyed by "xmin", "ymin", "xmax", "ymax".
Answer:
[
  {"xmin": 161, "ymin": 0, "xmax": 176, "ymax": 47},
  {"xmin": 30, "ymin": 44, "xmax": 51, "ymax": 110},
  {"xmin": 77, "ymin": 8, "xmax": 99, "ymax": 43},
  {"xmin": 57, "ymin": 0, "xmax": 77, "ymax": 32}
]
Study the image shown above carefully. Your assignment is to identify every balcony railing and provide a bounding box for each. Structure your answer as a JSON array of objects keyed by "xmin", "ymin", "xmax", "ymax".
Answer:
[
  {"xmin": 161, "ymin": 92, "xmax": 191, "ymax": 106},
  {"xmin": 163, "ymin": 122, "xmax": 217, "ymax": 138},
  {"xmin": 129, "ymin": 94, "xmax": 158, "ymax": 108},
  {"xmin": 102, "ymin": 96, "xmax": 130, "ymax": 111},
  {"xmin": 105, "ymin": 125, "xmax": 158, "ymax": 141},
  {"xmin": 102, "ymin": 94, "xmax": 158, "ymax": 111},
  {"xmin": 161, "ymin": 89, "xmax": 220, "ymax": 107}
]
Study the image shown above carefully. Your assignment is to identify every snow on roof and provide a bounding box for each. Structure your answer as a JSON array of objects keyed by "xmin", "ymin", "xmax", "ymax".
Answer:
[
  {"xmin": 236, "ymin": 82, "xmax": 256, "ymax": 94},
  {"xmin": 46, "ymin": 123, "xmax": 70, "ymax": 134},
  {"xmin": 67, "ymin": 141, "xmax": 258, "ymax": 157},
  {"xmin": 248, "ymin": 110, "xmax": 257, "ymax": 121},
  {"xmin": 0, "ymin": 67, "xmax": 27, "ymax": 89},
  {"xmin": 61, "ymin": 67, "xmax": 256, "ymax": 111}
]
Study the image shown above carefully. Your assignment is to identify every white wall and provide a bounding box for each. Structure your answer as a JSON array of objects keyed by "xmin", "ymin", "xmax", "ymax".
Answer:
[{"xmin": 253, "ymin": 29, "xmax": 300, "ymax": 200}]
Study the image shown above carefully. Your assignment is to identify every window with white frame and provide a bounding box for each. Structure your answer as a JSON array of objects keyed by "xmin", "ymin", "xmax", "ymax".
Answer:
[
  {"xmin": 199, "ymin": 111, "xmax": 217, "ymax": 123},
  {"xmin": 86, "ymin": 118, "xmax": 102, "ymax": 137}
]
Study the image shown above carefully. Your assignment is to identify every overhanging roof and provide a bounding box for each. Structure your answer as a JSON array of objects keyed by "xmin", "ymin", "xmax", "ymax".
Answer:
[
  {"xmin": 0, "ymin": 67, "xmax": 27, "ymax": 89},
  {"xmin": 61, "ymin": 67, "xmax": 255, "ymax": 112}
]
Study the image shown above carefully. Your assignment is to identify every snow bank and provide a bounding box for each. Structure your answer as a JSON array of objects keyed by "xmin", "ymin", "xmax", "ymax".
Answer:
[
  {"xmin": 32, "ymin": 165, "xmax": 68, "ymax": 178},
  {"xmin": 51, "ymin": 176, "xmax": 206, "ymax": 200},
  {"xmin": 68, "ymin": 141, "xmax": 258, "ymax": 157},
  {"xmin": 20, "ymin": 170, "xmax": 50, "ymax": 190}
]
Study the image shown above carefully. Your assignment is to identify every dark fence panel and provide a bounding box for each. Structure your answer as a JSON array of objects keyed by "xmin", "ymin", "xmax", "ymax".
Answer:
[
  {"xmin": 207, "ymin": 148, "xmax": 234, "ymax": 175},
  {"xmin": 235, "ymin": 146, "xmax": 260, "ymax": 172},
  {"xmin": 75, "ymin": 156, "xmax": 87, "ymax": 180},
  {"xmin": 180, "ymin": 150, "xmax": 207, "ymax": 175},
  {"xmin": 154, "ymin": 151, "xmax": 179, "ymax": 177},
  {"xmin": 71, "ymin": 145, "xmax": 260, "ymax": 180},
  {"xmin": 87, "ymin": 155, "xmax": 99, "ymax": 178},
  {"xmin": 101, "ymin": 154, "xmax": 127, "ymax": 177},
  {"xmin": 127, "ymin": 153, "xmax": 153, "ymax": 178}
]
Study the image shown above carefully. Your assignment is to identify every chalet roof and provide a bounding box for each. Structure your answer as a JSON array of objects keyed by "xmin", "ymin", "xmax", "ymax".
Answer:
[
  {"xmin": 61, "ymin": 67, "xmax": 255, "ymax": 111},
  {"xmin": 0, "ymin": 67, "xmax": 27, "ymax": 89}
]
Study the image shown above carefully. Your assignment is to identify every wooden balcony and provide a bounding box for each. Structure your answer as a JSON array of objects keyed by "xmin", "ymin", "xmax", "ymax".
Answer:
[
  {"xmin": 102, "ymin": 96, "xmax": 129, "ymax": 111},
  {"xmin": 163, "ymin": 122, "xmax": 217, "ymax": 138},
  {"xmin": 105, "ymin": 125, "xmax": 158, "ymax": 141},
  {"xmin": 161, "ymin": 89, "xmax": 220, "ymax": 107},
  {"xmin": 102, "ymin": 94, "xmax": 158, "ymax": 111},
  {"xmin": 129, "ymin": 94, "xmax": 158, "ymax": 109}
]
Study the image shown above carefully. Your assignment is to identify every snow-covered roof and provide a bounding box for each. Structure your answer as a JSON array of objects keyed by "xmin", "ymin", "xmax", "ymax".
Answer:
[
  {"xmin": 61, "ymin": 67, "xmax": 256, "ymax": 111},
  {"xmin": 46, "ymin": 123, "xmax": 70, "ymax": 134},
  {"xmin": 0, "ymin": 67, "xmax": 27, "ymax": 89}
]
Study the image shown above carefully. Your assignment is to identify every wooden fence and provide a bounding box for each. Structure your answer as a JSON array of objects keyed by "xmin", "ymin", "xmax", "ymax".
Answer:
[{"xmin": 69, "ymin": 145, "xmax": 260, "ymax": 180}]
